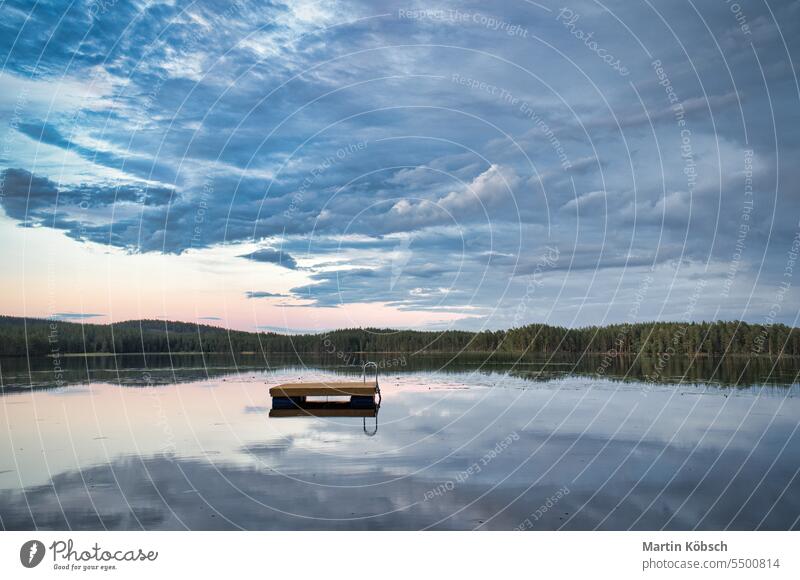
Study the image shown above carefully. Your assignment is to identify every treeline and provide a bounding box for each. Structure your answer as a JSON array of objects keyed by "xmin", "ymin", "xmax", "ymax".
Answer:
[{"xmin": 0, "ymin": 316, "xmax": 798, "ymax": 357}]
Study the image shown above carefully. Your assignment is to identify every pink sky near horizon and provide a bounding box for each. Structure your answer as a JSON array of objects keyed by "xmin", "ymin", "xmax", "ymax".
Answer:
[{"xmin": 0, "ymin": 215, "xmax": 479, "ymax": 332}]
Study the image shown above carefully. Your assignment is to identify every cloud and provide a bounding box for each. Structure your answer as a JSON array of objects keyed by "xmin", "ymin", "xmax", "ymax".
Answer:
[
  {"xmin": 15, "ymin": 120, "xmax": 178, "ymax": 184},
  {"xmin": 245, "ymin": 291, "xmax": 287, "ymax": 299},
  {"xmin": 383, "ymin": 164, "xmax": 522, "ymax": 232},
  {"xmin": 0, "ymin": 167, "xmax": 181, "ymax": 250},
  {"xmin": 50, "ymin": 313, "xmax": 103, "ymax": 320},
  {"xmin": 238, "ymin": 248, "xmax": 297, "ymax": 269},
  {"xmin": 560, "ymin": 190, "xmax": 606, "ymax": 213}
]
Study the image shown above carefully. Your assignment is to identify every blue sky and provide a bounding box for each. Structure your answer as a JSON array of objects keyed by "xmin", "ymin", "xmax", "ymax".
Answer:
[{"xmin": 1, "ymin": 0, "xmax": 799, "ymax": 331}]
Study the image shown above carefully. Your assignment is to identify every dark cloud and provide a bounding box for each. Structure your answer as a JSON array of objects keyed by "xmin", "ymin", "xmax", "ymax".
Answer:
[
  {"xmin": 238, "ymin": 248, "xmax": 297, "ymax": 269},
  {"xmin": 0, "ymin": 168, "xmax": 180, "ymax": 251},
  {"xmin": 245, "ymin": 291, "xmax": 287, "ymax": 299}
]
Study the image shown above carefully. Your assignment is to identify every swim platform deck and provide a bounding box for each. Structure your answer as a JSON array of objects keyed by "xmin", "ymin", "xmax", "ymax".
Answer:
[{"xmin": 269, "ymin": 381, "xmax": 377, "ymax": 398}]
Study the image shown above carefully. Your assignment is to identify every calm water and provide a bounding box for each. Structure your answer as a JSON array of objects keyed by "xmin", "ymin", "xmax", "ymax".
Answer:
[{"xmin": 1, "ymin": 354, "xmax": 799, "ymax": 530}]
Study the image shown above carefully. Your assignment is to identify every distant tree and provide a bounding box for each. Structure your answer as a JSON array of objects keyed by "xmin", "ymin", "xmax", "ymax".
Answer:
[{"xmin": 0, "ymin": 316, "xmax": 798, "ymax": 358}]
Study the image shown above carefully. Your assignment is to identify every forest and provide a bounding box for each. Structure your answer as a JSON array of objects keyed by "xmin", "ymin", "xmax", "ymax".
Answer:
[{"xmin": 0, "ymin": 316, "xmax": 798, "ymax": 358}]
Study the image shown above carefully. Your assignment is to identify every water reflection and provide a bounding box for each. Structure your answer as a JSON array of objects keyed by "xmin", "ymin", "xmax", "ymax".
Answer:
[
  {"xmin": 267, "ymin": 368, "xmax": 381, "ymax": 436},
  {"xmin": 3, "ymin": 352, "xmax": 799, "ymax": 392},
  {"xmin": 1, "ymin": 365, "xmax": 799, "ymax": 530},
  {"xmin": 268, "ymin": 399, "xmax": 381, "ymax": 437}
]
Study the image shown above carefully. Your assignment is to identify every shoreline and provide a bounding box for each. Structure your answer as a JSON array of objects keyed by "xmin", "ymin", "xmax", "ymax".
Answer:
[{"xmin": 10, "ymin": 350, "xmax": 798, "ymax": 359}]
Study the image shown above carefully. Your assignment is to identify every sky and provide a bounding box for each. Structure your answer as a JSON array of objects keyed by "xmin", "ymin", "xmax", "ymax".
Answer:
[{"xmin": 0, "ymin": 0, "xmax": 799, "ymax": 332}]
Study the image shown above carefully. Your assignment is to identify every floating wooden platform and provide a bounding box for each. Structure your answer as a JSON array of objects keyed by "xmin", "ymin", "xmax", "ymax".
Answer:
[
  {"xmin": 269, "ymin": 381, "xmax": 377, "ymax": 398},
  {"xmin": 268, "ymin": 365, "xmax": 382, "ymax": 434},
  {"xmin": 268, "ymin": 364, "xmax": 381, "ymax": 426},
  {"xmin": 270, "ymin": 380, "xmax": 379, "ymax": 413}
]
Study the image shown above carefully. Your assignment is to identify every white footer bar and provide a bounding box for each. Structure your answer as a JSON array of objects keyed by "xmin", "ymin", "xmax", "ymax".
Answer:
[{"xmin": 1, "ymin": 531, "xmax": 796, "ymax": 579}]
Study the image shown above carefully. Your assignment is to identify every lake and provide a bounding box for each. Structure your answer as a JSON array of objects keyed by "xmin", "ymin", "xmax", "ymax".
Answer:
[{"xmin": 1, "ymin": 353, "xmax": 799, "ymax": 530}]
